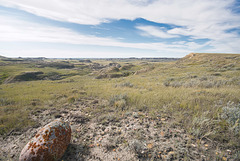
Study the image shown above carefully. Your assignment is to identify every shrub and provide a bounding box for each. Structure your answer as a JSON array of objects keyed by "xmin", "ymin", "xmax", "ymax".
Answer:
[
  {"xmin": 130, "ymin": 140, "xmax": 148, "ymax": 158},
  {"xmin": 118, "ymin": 82, "xmax": 134, "ymax": 88},
  {"xmin": 190, "ymin": 112, "xmax": 214, "ymax": 138},
  {"xmin": 163, "ymin": 76, "xmax": 236, "ymax": 88},
  {"xmin": 221, "ymin": 102, "xmax": 240, "ymax": 134},
  {"xmin": 109, "ymin": 94, "xmax": 128, "ymax": 111},
  {"xmin": 67, "ymin": 96, "xmax": 76, "ymax": 103},
  {"xmin": 0, "ymin": 98, "xmax": 15, "ymax": 106},
  {"xmin": 114, "ymin": 99, "xmax": 126, "ymax": 109}
]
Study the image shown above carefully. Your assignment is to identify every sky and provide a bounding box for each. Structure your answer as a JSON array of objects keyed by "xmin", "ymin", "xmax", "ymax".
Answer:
[{"xmin": 0, "ymin": 0, "xmax": 240, "ymax": 58}]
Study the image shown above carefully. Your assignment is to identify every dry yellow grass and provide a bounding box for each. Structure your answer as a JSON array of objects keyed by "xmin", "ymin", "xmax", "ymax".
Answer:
[{"xmin": 0, "ymin": 53, "xmax": 240, "ymax": 148}]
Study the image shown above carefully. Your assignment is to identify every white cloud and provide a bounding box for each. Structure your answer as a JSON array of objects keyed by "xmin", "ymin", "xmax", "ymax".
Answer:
[
  {"xmin": 0, "ymin": 48, "xmax": 154, "ymax": 58},
  {"xmin": 0, "ymin": 15, "xmax": 192, "ymax": 57},
  {"xmin": 1, "ymin": 0, "xmax": 239, "ymax": 38},
  {"xmin": 136, "ymin": 25, "xmax": 178, "ymax": 38},
  {"xmin": 0, "ymin": 0, "xmax": 238, "ymax": 26},
  {"xmin": 0, "ymin": 0, "xmax": 239, "ymax": 56}
]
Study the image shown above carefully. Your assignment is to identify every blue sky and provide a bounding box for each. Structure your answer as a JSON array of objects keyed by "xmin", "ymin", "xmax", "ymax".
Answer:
[{"xmin": 0, "ymin": 0, "xmax": 240, "ymax": 58}]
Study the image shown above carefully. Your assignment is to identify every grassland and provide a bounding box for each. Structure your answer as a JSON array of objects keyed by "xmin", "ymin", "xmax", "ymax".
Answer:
[{"xmin": 0, "ymin": 53, "xmax": 240, "ymax": 159}]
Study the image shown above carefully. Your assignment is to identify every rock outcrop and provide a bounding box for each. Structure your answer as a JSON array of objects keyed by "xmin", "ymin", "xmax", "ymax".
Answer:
[{"xmin": 19, "ymin": 119, "xmax": 71, "ymax": 161}]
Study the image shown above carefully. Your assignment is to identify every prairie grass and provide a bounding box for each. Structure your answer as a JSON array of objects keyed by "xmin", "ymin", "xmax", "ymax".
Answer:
[{"xmin": 0, "ymin": 53, "xmax": 240, "ymax": 149}]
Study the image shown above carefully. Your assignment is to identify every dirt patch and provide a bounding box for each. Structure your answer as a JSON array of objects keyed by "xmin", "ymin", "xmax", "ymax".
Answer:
[{"xmin": 0, "ymin": 98, "xmax": 237, "ymax": 161}]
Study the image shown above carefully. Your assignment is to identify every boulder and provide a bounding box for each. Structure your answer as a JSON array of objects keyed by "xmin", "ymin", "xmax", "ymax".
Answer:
[{"xmin": 19, "ymin": 119, "xmax": 71, "ymax": 161}]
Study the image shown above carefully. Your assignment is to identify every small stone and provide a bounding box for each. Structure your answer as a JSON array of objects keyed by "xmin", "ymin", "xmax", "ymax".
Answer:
[
  {"xmin": 88, "ymin": 144, "xmax": 95, "ymax": 148},
  {"xmin": 168, "ymin": 151, "xmax": 174, "ymax": 155},
  {"xmin": 175, "ymin": 129, "xmax": 182, "ymax": 133},
  {"xmin": 160, "ymin": 131, "xmax": 164, "ymax": 137},
  {"xmin": 147, "ymin": 143, "xmax": 153, "ymax": 149},
  {"xmin": 226, "ymin": 149, "xmax": 231, "ymax": 154},
  {"xmin": 73, "ymin": 138, "xmax": 78, "ymax": 143}
]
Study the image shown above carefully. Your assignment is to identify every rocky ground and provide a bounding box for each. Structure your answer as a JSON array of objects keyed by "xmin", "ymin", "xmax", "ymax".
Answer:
[{"xmin": 0, "ymin": 98, "xmax": 235, "ymax": 161}]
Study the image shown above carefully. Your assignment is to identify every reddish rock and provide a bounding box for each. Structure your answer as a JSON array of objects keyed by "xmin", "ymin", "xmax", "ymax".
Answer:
[{"xmin": 19, "ymin": 119, "xmax": 71, "ymax": 161}]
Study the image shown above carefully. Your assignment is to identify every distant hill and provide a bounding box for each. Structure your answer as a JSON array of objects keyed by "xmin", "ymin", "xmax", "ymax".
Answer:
[
  {"xmin": 0, "ymin": 55, "xmax": 6, "ymax": 59},
  {"xmin": 177, "ymin": 53, "xmax": 240, "ymax": 66}
]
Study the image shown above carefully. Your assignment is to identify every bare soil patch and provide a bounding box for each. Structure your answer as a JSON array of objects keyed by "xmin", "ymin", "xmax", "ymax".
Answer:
[{"xmin": 0, "ymin": 98, "xmax": 236, "ymax": 160}]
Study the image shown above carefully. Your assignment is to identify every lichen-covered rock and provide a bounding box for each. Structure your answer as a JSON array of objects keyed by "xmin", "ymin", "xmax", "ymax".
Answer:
[{"xmin": 19, "ymin": 119, "xmax": 71, "ymax": 161}]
